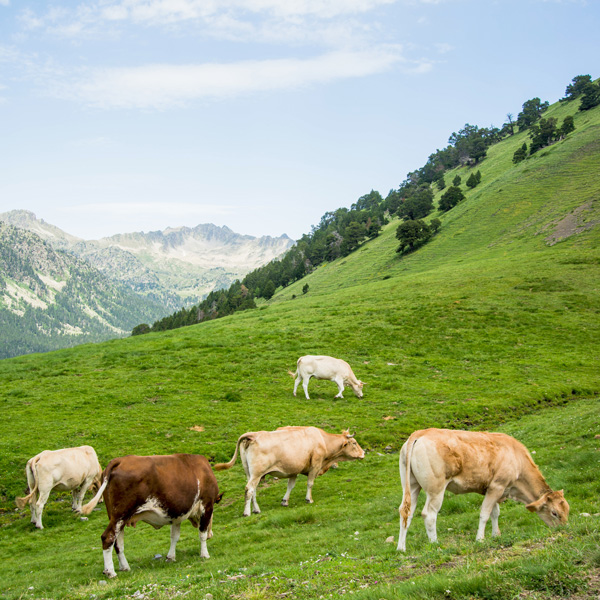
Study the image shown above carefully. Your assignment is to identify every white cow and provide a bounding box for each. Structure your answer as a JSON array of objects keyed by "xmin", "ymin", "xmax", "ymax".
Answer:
[
  {"xmin": 397, "ymin": 428, "xmax": 570, "ymax": 552},
  {"xmin": 16, "ymin": 445, "xmax": 103, "ymax": 529},
  {"xmin": 289, "ymin": 355, "xmax": 365, "ymax": 399}
]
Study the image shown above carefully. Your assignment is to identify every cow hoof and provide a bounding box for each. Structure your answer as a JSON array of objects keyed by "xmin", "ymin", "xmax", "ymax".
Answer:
[
  {"xmin": 104, "ymin": 570, "xmax": 117, "ymax": 579},
  {"xmin": 165, "ymin": 556, "xmax": 175, "ymax": 563},
  {"xmin": 35, "ymin": 524, "xmax": 44, "ymax": 530},
  {"xmin": 305, "ymin": 499, "xmax": 313, "ymax": 504},
  {"xmin": 243, "ymin": 512, "xmax": 250, "ymax": 517},
  {"xmin": 281, "ymin": 500, "xmax": 288, "ymax": 507}
]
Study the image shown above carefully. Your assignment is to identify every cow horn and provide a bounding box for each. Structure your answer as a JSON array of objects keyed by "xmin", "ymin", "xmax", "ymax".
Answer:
[{"xmin": 346, "ymin": 432, "xmax": 355, "ymax": 439}]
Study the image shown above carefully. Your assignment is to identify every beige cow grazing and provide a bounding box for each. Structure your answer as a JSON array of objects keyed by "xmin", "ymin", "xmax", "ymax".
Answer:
[
  {"xmin": 397, "ymin": 428, "xmax": 569, "ymax": 552},
  {"xmin": 290, "ymin": 355, "xmax": 365, "ymax": 399},
  {"xmin": 214, "ymin": 426, "xmax": 365, "ymax": 516},
  {"xmin": 16, "ymin": 445, "xmax": 103, "ymax": 529}
]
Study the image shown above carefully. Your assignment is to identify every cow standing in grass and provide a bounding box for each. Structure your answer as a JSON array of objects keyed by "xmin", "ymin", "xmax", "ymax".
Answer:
[
  {"xmin": 81, "ymin": 453, "xmax": 222, "ymax": 579},
  {"xmin": 16, "ymin": 445, "xmax": 102, "ymax": 529},
  {"xmin": 214, "ymin": 426, "xmax": 365, "ymax": 516},
  {"xmin": 397, "ymin": 428, "xmax": 570, "ymax": 552},
  {"xmin": 289, "ymin": 355, "xmax": 365, "ymax": 399}
]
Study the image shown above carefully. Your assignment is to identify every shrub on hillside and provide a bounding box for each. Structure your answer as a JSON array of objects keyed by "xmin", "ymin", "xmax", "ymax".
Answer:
[{"xmin": 439, "ymin": 186, "xmax": 465, "ymax": 212}]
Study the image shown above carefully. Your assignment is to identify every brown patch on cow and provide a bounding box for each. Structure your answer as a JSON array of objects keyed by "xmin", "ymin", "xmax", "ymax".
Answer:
[{"xmin": 544, "ymin": 200, "xmax": 599, "ymax": 246}]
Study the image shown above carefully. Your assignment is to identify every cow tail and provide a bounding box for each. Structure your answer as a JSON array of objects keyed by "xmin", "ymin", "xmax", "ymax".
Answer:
[
  {"xmin": 399, "ymin": 432, "xmax": 420, "ymax": 528},
  {"xmin": 287, "ymin": 370, "xmax": 297, "ymax": 379},
  {"xmin": 214, "ymin": 434, "xmax": 253, "ymax": 471},
  {"xmin": 80, "ymin": 460, "xmax": 117, "ymax": 515},
  {"xmin": 15, "ymin": 457, "xmax": 40, "ymax": 510}
]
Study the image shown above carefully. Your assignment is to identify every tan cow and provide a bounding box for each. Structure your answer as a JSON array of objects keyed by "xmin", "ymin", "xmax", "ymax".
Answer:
[
  {"xmin": 214, "ymin": 426, "xmax": 365, "ymax": 516},
  {"xmin": 289, "ymin": 355, "xmax": 365, "ymax": 399},
  {"xmin": 81, "ymin": 453, "xmax": 222, "ymax": 578},
  {"xmin": 397, "ymin": 428, "xmax": 569, "ymax": 551},
  {"xmin": 16, "ymin": 445, "xmax": 102, "ymax": 529}
]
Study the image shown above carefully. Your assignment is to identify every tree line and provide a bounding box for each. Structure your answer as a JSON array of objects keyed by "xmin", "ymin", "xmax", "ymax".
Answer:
[{"xmin": 133, "ymin": 73, "xmax": 595, "ymax": 336}]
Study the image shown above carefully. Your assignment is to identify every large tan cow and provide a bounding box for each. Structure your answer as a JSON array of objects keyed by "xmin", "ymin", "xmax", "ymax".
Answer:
[
  {"xmin": 15, "ymin": 445, "xmax": 102, "ymax": 529},
  {"xmin": 289, "ymin": 355, "xmax": 365, "ymax": 399},
  {"xmin": 81, "ymin": 454, "xmax": 222, "ymax": 579},
  {"xmin": 397, "ymin": 428, "xmax": 569, "ymax": 551},
  {"xmin": 214, "ymin": 426, "xmax": 365, "ymax": 516}
]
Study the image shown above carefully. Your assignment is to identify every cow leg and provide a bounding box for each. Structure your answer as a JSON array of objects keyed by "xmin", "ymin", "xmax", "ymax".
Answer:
[
  {"xmin": 305, "ymin": 469, "xmax": 319, "ymax": 503},
  {"xmin": 491, "ymin": 502, "xmax": 501, "ymax": 537},
  {"xmin": 198, "ymin": 509, "xmax": 213, "ymax": 559},
  {"xmin": 115, "ymin": 526, "xmax": 130, "ymax": 572},
  {"xmin": 101, "ymin": 521, "xmax": 118, "ymax": 578},
  {"xmin": 207, "ymin": 514, "xmax": 214, "ymax": 539},
  {"xmin": 73, "ymin": 478, "xmax": 93, "ymax": 512},
  {"xmin": 244, "ymin": 476, "xmax": 262, "ymax": 516},
  {"xmin": 293, "ymin": 375, "xmax": 302, "ymax": 397},
  {"xmin": 166, "ymin": 522, "xmax": 181, "ymax": 562},
  {"xmin": 302, "ymin": 376, "xmax": 311, "ymax": 400},
  {"xmin": 477, "ymin": 488, "xmax": 504, "ymax": 541},
  {"xmin": 33, "ymin": 488, "xmax": 51, "ymax": 530},
  {"xmin": 397, "ymin": 481, "xmax": 421, "ymax": 552},
  {"xmin": 281, "ymin": 476, "xmax": 297, "ymax": 506},
  {"xmin": 333, "ymin": 377, "xmax": 344, "ymax": 399},
  {"xmin": 422, "ymin": 491, "xmax": 445, "ymax": 543},
  {"xmin": 29, "ymin": 492, "xmax": 38, "ymax": 525}
]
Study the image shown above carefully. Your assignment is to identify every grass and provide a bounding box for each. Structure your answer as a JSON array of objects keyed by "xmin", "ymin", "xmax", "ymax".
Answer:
[{"xmin": 1, "ymin": 99, "xmax": 599, "ymax": 599}]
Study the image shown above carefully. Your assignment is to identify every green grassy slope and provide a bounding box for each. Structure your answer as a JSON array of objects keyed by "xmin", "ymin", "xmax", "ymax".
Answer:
[{"xmin": 0, "ymin": 98, "xmax": 599, "ymax": 600}]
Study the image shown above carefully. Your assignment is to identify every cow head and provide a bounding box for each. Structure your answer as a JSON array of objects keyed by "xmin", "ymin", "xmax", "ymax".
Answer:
[
  {"xmin": 341, "ymin": 432, "xmax": 365, "ymax": 460},
  {"xmin": 526, "ymin": 490, "xmax": 569, "ymax": 527},
  {"xmin": 351, "ymin": 380, "xmax": 365, "ymax": 398}
]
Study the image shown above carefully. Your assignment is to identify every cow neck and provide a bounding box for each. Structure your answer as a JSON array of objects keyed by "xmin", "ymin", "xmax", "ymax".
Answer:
[
  {"xmin": 511, "ymin": 456, "xmax": 552, "ymax": 504},
  {"xmin": 323, "ymin": 433, "xmax": 346, "ymax": 461}
]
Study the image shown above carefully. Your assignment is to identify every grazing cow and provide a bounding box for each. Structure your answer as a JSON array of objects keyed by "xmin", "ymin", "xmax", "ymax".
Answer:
[
  {"xmin": 289, "ymin": 355, "xmax": 365, "ymax": 399},
  {"xmin": 214, "ymin": 426, "xmax": 365, "ymax": 516},
  {"xmin": 81, "ymin": 454, "xmax": 222, "ymax": 579},
  {"xmin": 15, "ymin": 445, "xmax": 102, "ymax": 529},
  {"xmin": 397, "ymin": 428, "xmax": 570, "ymax": 552}
]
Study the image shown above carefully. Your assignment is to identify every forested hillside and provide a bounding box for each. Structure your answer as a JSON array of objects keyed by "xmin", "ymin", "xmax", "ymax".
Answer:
[
  {"xmin": 140, "ymin": 74, "xmax": 600, "ymax": 335},
  {"xmin": 0, "ymin": 224, "xmax": 167, "ymax": 358}
]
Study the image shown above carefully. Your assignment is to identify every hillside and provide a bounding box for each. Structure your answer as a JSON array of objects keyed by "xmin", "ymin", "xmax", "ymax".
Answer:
[
  {"xmin": 0, "ymin": 95, "xmax": 599, "ymax": 600},
  {"xmin": 0, "ymin": 223, "xmax": 168, "ymax": 359}
]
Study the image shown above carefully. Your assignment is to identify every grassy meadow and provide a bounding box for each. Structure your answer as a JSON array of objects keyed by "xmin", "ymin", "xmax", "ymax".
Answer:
[{"xmin": 1, "ymin": 98, "xmax": 599, "ymax": 599}]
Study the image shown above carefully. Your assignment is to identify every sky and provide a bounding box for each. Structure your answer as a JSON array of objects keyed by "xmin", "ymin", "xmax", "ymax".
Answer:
[{"xmin": 0, "ymin": 0, "xmax": 598, "ymax": 242}]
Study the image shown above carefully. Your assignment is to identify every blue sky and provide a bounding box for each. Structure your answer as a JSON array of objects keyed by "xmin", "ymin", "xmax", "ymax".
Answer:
[{"xmin": 0, "ymin": 0, "xmax": 598, "ymax": 241}]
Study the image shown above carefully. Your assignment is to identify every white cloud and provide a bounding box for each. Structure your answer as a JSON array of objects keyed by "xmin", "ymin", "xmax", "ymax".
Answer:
[
  {"xmin": 53, "ymin": 46, "xmax": 419, "ymax": 109},
  {"xmin": 0, "ymin": 0, "xmax": 10, "ymax": 7},
  {"xmin": 17, "ymin": 0, "xmax": 400, "ymax": 42}
]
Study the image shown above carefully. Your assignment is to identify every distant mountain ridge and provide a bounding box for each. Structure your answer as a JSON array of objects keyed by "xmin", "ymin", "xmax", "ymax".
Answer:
[{"xmin": 0, "ymin": 210, "xmax": 295, "ymax": 308}]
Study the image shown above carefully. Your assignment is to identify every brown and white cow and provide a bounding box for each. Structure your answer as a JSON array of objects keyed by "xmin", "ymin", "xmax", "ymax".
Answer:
[
  {"xmin": 81, "ymin": 454, "xmax": 222, "ymax": 578},
  {"xmin": 214, "ymin": 426, "xmax": 365, "ymax": 516},
  {"xmin": 289, "ymin": 355, "xmax": 365, "ymax": 399},
  {"xmin": 15, "ymin": 445, "xmax": 102, "ymax": 529},
  {"xmin": 397, "ymin": 428, "xmax": 569, "ymax": 551}
]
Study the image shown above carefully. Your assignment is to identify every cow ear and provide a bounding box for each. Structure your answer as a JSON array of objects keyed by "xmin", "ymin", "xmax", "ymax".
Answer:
[
  {"xmin": 526, "ymin": 493, "xmax": 549, "ymax": 513},
  {"xmin": 216, "ymin": 493, "xmax": 224, "ymax": 504}
]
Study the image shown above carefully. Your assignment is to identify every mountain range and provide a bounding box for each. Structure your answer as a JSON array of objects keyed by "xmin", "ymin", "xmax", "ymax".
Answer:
[{"xmin": 0, "ymin": 210, "xmax": 294, "ymax": 358}]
